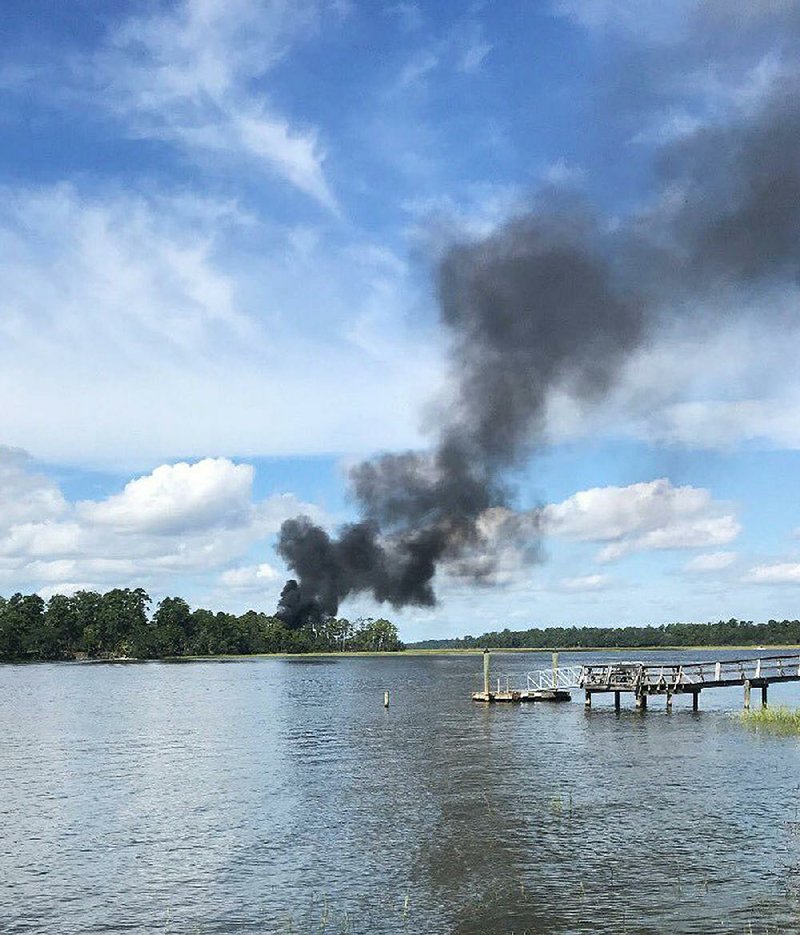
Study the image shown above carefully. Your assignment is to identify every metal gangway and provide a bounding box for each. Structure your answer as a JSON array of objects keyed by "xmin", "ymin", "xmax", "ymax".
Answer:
[{"xmin": 526, "ymin": 665, "xmax": 583, "ymax": 692}]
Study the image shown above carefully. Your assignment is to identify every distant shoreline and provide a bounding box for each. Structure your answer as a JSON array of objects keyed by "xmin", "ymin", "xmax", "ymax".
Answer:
[
  {"xmin": 86, "ymin": 642, "xmax": 800, "ymax": 661},
  {"xmin": 4, "ymin": 644, "xmax": 800, "ymax": 665}
]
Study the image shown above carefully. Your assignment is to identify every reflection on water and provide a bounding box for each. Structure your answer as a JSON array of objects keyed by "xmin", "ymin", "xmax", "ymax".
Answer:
[{"xmin": 1, "ymin": 650, "xmax": 799, "ymax": 934}]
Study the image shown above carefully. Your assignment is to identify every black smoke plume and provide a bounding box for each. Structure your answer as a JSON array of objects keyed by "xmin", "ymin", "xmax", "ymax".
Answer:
[{"xmin": 276, "ymin": 68, "xmax": 800, "ymax": 628}]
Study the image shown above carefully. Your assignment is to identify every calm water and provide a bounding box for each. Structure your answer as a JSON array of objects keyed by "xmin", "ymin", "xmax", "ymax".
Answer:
[{"xmin": 2, "ymin": 650, "xmax": 800, "ymax": 935}]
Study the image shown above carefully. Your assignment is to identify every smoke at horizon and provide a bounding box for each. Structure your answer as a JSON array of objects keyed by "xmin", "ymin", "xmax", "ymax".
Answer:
[{"xmin": 276, "ymin": 50, "xmax": 800, "ymax": 627}]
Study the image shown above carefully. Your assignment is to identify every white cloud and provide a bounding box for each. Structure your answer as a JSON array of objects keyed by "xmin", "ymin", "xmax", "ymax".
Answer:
[
  {"xmin": 455, "ymin": 21, "xmax": 493, "ymax": 73},
  {"xmin": 394, "ymin": 11, "xmax": 492, "ymax": 91},
  {"xmin": 0, "ymin": 184, "xmax": 442, "ymax": 467},
  {"xmin": 542, "ymin": 299, "xmax": 800, "ymax": 451},
  {"xmin": 559, "ymin": 574, "xmax": 610, "ymax": 591},
  {"xmin": 386, "ymin": 3, "xmax": 424, "ymax": 32},
  {"xmin": 79, "ymin": 459, "xmax": 254, "ymax": 534},
  {"xmin": 540, "ymin": 160, "xmax": 586, "ymax": 187},
  {"xmin": 95, "ymin": 0, "xmax": 340, "ymax": 210},
  {"xmin": 403, "ymin": 183, "xmax": 527, "ymax": 252},
  {"xmin": 220, "ymin": 562, "xmax": 280, "ymax": 590},
  {"xmin": 398, "ymin": 50, "xmax": 440, "ymax": 89},
  {"xmin": 0, "ymin": 448, "xmax": 67, "ymax": 530},
  {"xmin": 684, "ymin": 551, "xmax": 737, "ymax": 573},
  {"xmin": 744, "ymin": 562, "xmax": 800, "ymax": 585},
  {"xmin": 0, "ymin": 449, "xmax": 317, "ymax": 600},
  {"xmin": 553, "ymin": 0, "xmax": 695, "ymax": 40},
  {"xmin": 632, "ymin": 109, "xmax": 704, "ymax": 145},
  {"xmin": 543, "ymin": 478, "xmax": 740, "ymax": 562},
  {"xmin": 635, "ymin": 398, "xmax": 800, "ymax": 450}
]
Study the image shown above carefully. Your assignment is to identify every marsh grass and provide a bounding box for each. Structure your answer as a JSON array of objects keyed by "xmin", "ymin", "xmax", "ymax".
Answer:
[{"xmin": 741, "ymin": 706, "xmax": 800, "ymax": 734}]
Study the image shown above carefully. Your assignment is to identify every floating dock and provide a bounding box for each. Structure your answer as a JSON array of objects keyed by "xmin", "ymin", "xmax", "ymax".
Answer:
[
  {"xmin": 471, "ymin": 687, "xmax": 572, "ymax": 703},
  {"xmin": 472, "ymin": 651, "xmax": 573, "ymax": 703}
]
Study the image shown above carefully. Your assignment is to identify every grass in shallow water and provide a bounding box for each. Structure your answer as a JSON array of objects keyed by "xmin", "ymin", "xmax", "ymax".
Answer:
[{"xmin": 741, "ymin": 706, "xmax": 800, "ymax": 734}]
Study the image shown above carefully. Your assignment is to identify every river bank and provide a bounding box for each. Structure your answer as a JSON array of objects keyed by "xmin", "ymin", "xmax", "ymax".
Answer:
[{"xmin": 4, "ymin": 643, "xmax": 800, "ymax": 665}]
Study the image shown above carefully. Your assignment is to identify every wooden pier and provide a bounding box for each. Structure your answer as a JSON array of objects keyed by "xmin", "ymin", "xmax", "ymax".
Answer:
[
  {"xmin": 581, "ymin": 654, "xmax": 800, "ymax": 710},
  {"xmin": 473, "ymin": 652, "xmax": 800, "ymax": 709}
]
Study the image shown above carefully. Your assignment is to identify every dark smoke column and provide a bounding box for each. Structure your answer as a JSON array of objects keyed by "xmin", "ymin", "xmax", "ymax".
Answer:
[
  {"xmin": 276, "ymin": 73, "xmax": 800, "ymax": 623},
  {"xmin": 276, "ymin": 212, "xmax": 645, "ymax": 619}
]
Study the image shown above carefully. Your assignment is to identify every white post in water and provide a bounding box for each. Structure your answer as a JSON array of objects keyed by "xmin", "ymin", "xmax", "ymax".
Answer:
[
  {"xmin": 552, "ymin": 652, "xmax": 559, "ymax": 688},
  {"xmin": 483, "ymin": 649, "xmax": 491, "ymax": 697},
  {"xmin": 384, "ymin": 690, "xmax": 390, "ymax": 708}
]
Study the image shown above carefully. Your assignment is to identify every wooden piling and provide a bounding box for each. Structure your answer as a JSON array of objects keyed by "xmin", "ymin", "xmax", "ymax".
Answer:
[
  {"xmin": 761, "ymin": 684, "xmax": 768, "ymax": 708},
  {"xmin": 584, "ymin": 690, "xmax": 592, "ymax": 709},
  {"xmin": 692, "ymin": 691, "xmax": 699, "ymax": 712},
  {"xmin": 744, "ymin": 680, "xmax": 751, "ymax": 710},
  {"xmin": 614, "ymin": 691, "xmax": 621, "ymax": 712},
  {"xmin": 635, "ymin": 693, "xmax": 647, "ymax": 710},
  {"xmin": 384, "ymin": 690, "xmax": 390, "ymax": 708},
  {"xmin": 483, "ymin": 649, "xmax": 491, "ymax": 697},
  {"xmin": 666, "ymin": 692, "xmax": 673, "ymax": 711},
  {"xmin": 552, "ymin": 652, "xmax": 559, "ymax": 687}
]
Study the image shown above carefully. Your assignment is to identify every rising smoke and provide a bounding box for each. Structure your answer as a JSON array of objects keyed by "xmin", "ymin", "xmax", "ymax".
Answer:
[{"xmin": 276, "ymin": 44, "xmax": 800, "ymax": 628}]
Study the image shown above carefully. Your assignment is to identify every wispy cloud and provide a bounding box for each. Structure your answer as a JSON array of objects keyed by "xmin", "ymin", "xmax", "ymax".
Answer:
[
  {"xmin": 559, "ymin": 573, "xmax": 611, "ymax": 591},
  {"xmin": 744, "ymin": 562, "xmax": 800, "ymax": 585},
  {"xmin": 91, "ymin": 0, "xmax": 342, "ymax": 211},
  {"xmin": 386, "ymin": 2, "xmax": 424, "ymax": 33},
  {"xmin": 553, "ymin": 0, "xmax": 695, "ymax": 42},
  {"xmin": 393, "ymin": 7, "xmax": 492, "ymax": 91},
  {"xmin": 0, "ymin": 183, "xmax": 441, "ymax": 467},
  {"xmin": 683, "ymin": 551, "xmax": 737, "ymax": 573}
]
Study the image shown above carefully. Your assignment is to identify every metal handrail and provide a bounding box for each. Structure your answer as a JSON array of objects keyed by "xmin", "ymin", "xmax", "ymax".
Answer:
[{"xmin": 526, "ymin": 665, "xmax": 583, "ymax": 690}]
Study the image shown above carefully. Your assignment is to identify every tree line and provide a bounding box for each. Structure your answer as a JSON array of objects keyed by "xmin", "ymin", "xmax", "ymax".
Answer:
[
  {"xmin": 410, "ymin": 618, "xmax": 800, "ymax": 650},
  {"xmin": 0, "ymin": 589, "xmax": 403, "ymax": 662}
]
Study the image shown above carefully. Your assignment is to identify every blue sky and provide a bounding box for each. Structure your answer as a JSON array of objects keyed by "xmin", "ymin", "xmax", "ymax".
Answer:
[{"xmin": 2, "ymin": 0, "xmax": 800, "ymax": 639}]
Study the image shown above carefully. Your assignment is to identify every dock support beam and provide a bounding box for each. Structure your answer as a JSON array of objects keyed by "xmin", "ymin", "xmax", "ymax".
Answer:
[
  {"xmin": 614, "ymin": 691, "xmax": 621, "ymax": 712},
  {"xmin": 761, "ymin": 684, "xmax": 768, "ymax": 709},
  {"xmin": 692, "ymin": 692, "xmax": 699, "ymax": 712},
  {"xmin": 744, "ymin": 680, "xmax": 751, "ymax": 710},
  {"xmin": 666, "ymin": 693, "xmax": 673, "ymax": 711},
  {"xmin": 584, "ymin": 690, "xmax": 592, "ymax": 709},
  {"xmin": 635, "ymin": 693, "xmax": 648, "ymax": 711}
]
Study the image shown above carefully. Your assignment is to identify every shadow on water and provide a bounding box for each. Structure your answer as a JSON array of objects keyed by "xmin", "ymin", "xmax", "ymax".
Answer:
[{"xmin": 409, "ymin": 704, "xmax": 577, "ymax": 935}]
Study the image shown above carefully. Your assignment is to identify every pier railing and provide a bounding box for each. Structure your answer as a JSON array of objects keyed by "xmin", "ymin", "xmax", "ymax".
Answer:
[
  {"xmin": 476, "ymin": 652, "xmax": 800, "ymax": 707},
  {"xmin": 581, "ymin": 654, "xmax": 800, "ymax": 691}
]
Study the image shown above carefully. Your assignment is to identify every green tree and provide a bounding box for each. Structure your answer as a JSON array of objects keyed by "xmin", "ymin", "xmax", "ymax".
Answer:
[
  {"xmin": 45, "ymin": 594, "xmax": 81, "ymax": 657},
  {"xmin": 352, "ymin": 617, "xmax": 403, "ymax": 652},
  {"xmin": 98, "ymin": 588, "xmax": 151, "ymax": 656},
  {"xmin": 152, "ymin": 596, "xmax": 193, "ymax": 656},
  {"xmin": 0, "ymin": 593, "xmax": 45, "ymax": 659}
]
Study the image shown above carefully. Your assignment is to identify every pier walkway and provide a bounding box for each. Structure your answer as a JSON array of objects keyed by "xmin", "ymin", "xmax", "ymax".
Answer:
[{"xmin": 472, "ymin": 652, "xmax": 800, "ymax": 710}]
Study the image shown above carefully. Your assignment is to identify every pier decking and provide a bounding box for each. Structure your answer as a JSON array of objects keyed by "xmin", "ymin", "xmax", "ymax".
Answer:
[{"xmin": 472, "ymin": 652, "xmax": 800, "ymax": 709}]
